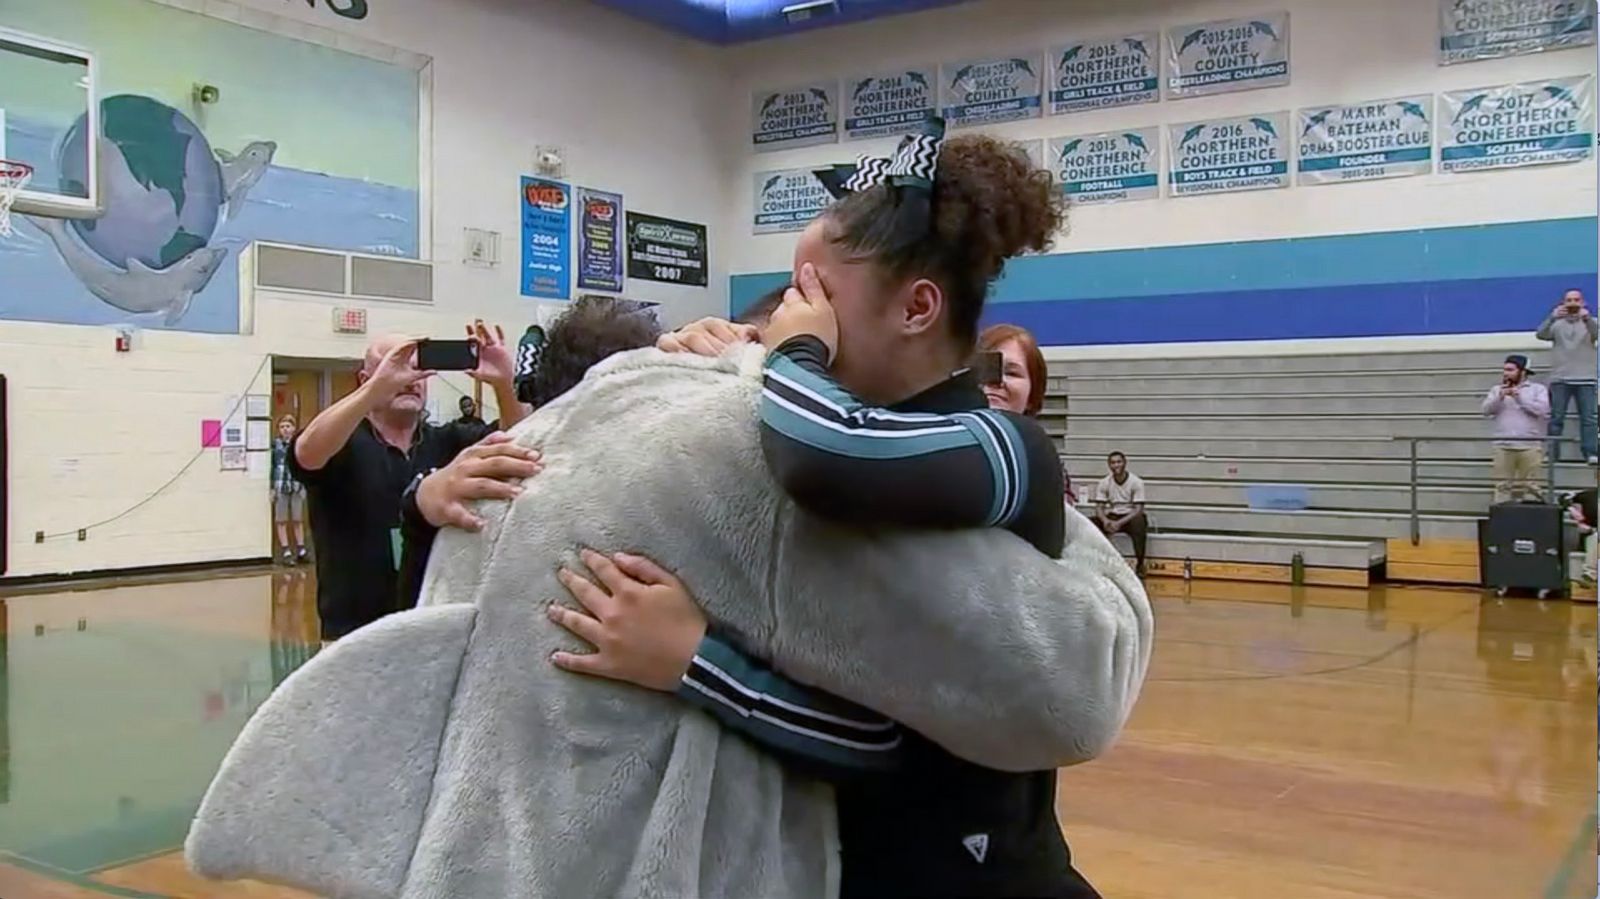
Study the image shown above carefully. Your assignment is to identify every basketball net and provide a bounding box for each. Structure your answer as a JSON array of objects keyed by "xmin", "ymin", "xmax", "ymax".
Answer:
[{"xmin": 0, "ymin": 160, "xmax": 34, "ymax": 238}]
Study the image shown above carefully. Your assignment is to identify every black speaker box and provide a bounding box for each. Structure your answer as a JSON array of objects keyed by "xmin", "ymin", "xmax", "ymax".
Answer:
[{"xmin": 1478, "ymin": 502, "xmax": 1568, "ymax": 593}]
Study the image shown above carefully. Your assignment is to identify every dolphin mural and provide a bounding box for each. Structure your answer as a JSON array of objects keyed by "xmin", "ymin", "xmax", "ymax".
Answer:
[
  {"xmin": 215, "ymin": 141, "xmax": 278, "ymax": 221},
  {"xmin": 27, "ymin": 216, "xmax": 227, "ymax": 325}
]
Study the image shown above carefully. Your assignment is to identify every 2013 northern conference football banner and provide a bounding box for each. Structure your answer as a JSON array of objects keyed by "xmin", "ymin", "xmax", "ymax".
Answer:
[
  {"xmin": 1438, "ymin": 0, "xmax": 1596, "ymax": 65},
  {"xmin": 1166, "ymin": 13, "xmax": 1290, "ymax": 98},
  {"xmin": 1440, "ymin": 75, "xmax": 1595, "ymax": 172},
  {"xmin": 1049, "ymin": 128, "xmax": 1160, "ymax": 203},
  {"xmin": 1168, "ymin": 112, "xmax": 1290, "ymax": 196},
  {"xmin": 1048, "ymin": 32, "xmax": 1159, "ymax": 114},
  {"xmin": 753, "ymin": 168, "xmax": 830, "ymax": 235},
  {"xmin": 1297, "ymin": 95, "xmax": 1434, "ymax": 184}
]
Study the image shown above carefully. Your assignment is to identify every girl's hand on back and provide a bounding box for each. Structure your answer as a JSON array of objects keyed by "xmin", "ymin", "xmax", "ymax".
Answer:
[
  {"xmin": 763, "ymin": 263, "xmax": 839, "ymax": 363},
  {"xmin": 657, "ymin": 317, "xmax": 759, "ymax": 357}
]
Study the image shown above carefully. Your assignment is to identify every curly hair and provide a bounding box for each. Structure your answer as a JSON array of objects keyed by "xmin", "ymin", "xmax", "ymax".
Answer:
[
  {"xmin": 530, "ymin": 297, "xmax": 663, "ymax": 407},
  {"xmin": 825, "ymin": 134, "xmax": 1066, "ymax": 343}
]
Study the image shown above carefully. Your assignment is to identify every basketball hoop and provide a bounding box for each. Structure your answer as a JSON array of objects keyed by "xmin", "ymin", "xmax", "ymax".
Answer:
[{"xmin": 0, "ymin": 160, "xmax": 33, "ymax": 238}]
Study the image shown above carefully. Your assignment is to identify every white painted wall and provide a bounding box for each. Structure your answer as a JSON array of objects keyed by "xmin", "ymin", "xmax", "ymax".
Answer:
[
  {"xmin": 722, "ymin": 0, "xmax": 1600, "ymax": 276},
  {"xmin": 1, "ymin": 0, "xmax": 734, "ymax": 577}
]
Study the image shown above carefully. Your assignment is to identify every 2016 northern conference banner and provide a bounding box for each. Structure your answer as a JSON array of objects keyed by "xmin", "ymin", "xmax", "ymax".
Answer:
[
  {"xmin": 1297, "ymin": 95, "xmax": 1434, "ymax": 184},
  {"xmin": 1169, "ymin": 112, "xmax": 1289, "ymax": 196},
  {"xmin": 1166, "ymin": 12, "xmax": 1290, "ymax": 98},
  {"xmin": 1440, "ymin": 74, "xmax": 1595, "ymax": 172}
]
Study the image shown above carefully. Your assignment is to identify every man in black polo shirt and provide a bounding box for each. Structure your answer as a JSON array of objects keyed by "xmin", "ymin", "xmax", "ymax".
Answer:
[{"xmin": 291, "ymin": 325, "xmax": 526, "ymax": 640}]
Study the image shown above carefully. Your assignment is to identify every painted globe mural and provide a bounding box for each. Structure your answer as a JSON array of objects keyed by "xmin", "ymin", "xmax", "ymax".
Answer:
[{"xmin": 58, "ymin": 94, "xmax": 224, "ymax": 270}]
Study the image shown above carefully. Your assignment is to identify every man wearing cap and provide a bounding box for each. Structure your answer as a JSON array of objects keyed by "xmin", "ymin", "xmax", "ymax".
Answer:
[{"xmin": 1482, "ymin": 354, "xmax": 1552, "ymax": 504}]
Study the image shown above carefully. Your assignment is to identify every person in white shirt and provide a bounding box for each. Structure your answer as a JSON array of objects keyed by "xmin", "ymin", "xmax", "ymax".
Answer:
[{"xmin": 1094, "ymin": 451, "xmax": 1148, "ymax": 575}]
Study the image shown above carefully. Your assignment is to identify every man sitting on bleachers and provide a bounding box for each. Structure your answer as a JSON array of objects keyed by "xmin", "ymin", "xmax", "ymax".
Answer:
[{"xmin": 1094, "ymin": 451, "xmax": 1149, "ymax": 575}]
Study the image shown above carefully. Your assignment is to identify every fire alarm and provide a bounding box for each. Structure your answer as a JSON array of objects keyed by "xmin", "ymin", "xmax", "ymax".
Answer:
[{"xmin": 114, "ymin": 326, "xmax": 135, "ymax": 352}]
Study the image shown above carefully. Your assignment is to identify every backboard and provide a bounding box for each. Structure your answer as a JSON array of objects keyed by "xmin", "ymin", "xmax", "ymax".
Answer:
[{"xmin": 0, "ymin": 27, "xmax": 99, "ymax": 219}]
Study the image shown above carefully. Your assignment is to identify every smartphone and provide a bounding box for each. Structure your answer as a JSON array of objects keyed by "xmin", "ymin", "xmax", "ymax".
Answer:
[
  {"xmin": 417, "ymin": 339, "xmax": 479, "ymax": 371},
  {"xmin": 974, "ymin": 351, "xmax": 1004, "ymax": 386}
]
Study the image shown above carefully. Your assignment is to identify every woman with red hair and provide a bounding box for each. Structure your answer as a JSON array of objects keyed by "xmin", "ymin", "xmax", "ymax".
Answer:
[{"xmin": 978, "ymin": 323, "xmax": 1074, "ymax": 502}]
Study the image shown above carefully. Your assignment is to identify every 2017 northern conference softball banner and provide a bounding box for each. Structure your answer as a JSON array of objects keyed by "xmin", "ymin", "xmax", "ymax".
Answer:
[
  {"xmin": 1438, "ymin": 0, "xmax": 1596, "ymax": 65},
  {"xmin": 1169, "ymin": 112, "xmax": 1289, "ymax": 196},
  {"xmin": 1166, "ymin": 13, "xmax": 1290, "ymax": 98},
  {"xmin": 940, "ymin": 55, "xmax": 1043, "ymax": 128},
  {"xmin": 752, "ymin": 83, "xmax": 838, "ymax": 152},
  {"xmin": 1297, "ymin": 95, "xmax": 1434, "ymax": 184},
  {"xmin": 844, "ymin": 68, "xmax": 937, "ymax": 140},
  {"xmin": 753, "ymin": 169, "xmax": 830, "ymax": 235},
  {"xmin": 1440, "ymin": 75, "xmax": 1595, "ymax": 172},
  {"xmin": 1048, "ymin": 33, "xmax": 1159, "ymax": 114},
  {"xmin": 1049, "ymin": 128, "xmax": 1160, "ymax": 203}
]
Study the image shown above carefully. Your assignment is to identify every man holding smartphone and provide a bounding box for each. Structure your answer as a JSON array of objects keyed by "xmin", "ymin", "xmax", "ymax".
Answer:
[
  {"xmin": 1535, "ymin": 288, "xmax": 1598, "ymax": 465},
  {"xmin": 290, "ymin": 321, "xmax": 529, "ymax": 640},
  {"xmin": 1482, "ymin": 354, "xmax": 1551, "ymax": 504}
]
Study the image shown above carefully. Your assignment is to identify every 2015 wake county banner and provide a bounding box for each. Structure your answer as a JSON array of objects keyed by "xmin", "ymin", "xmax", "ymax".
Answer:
[
  {"xmin": 1438, "ymin": 0, "xmax": 1596, "ymax": 65},
  {"xmin": 844, "ymin": 68, "xmax": 937, "ymax": 140},
  {"xmin": 1049, "ymin": 33, "xmax": 1159, "ymax": 115},
  {"xmin": 1166, "ymin": 13, "xmax": 1290, "ymax": 98},
  {"xmin": 1297, "ymin": 95, "xmax": 1434, "ymax": 184},
  {"xmin": 1169, "ymin": 112, "xmax": 1290, "ymax": 196},
  {"xmin": 752, "ymin": 83, "xmax": 838, "ymax": 152},
  {"xmin": 940, "ymin": 55, "xmax": 1043, "ymax": 128},
  {"xmin": 520, "ymin": 177, "xmax": 570, "ymax": 300},
  {"xmin": 1049, "ymin": 128, "xmax": 1160, "ymax": 204},
  {"xmin": 626, "ymin": 212, "xmax": 708, "ymax": 287},
  {"xmin": 753, "ymin": 169, "xmax": 831, "ymax": 235},
  {"xmin": 576, "ymin": 187, "xmax": 623, "ymax": 293},
  {"xmin": 1441, "ymin": 74, "xmax": 1595, "ymax": 172}
]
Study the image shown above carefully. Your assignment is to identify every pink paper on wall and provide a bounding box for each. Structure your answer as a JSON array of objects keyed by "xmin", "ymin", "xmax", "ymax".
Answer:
[{"xmin": 201, "ymin": 419, "xmax": 223, "ymax": 448}]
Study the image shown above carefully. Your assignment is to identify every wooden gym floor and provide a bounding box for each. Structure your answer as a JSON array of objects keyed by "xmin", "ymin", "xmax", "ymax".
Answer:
[{"xmin": 0, "ymin": 569, "xmax": 1592, "ymax": 898}]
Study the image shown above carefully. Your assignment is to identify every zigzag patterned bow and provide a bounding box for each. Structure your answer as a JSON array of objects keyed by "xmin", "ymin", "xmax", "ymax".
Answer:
[{"xmin": 814, "ymin": 117, "xmax": 945, "ymax": 199}]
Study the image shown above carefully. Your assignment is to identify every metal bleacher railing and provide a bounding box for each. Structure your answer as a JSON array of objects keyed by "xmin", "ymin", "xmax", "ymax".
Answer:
[{"xmin": 1397, "ymin": 434, "xmax": 1583, "ymax": 544}]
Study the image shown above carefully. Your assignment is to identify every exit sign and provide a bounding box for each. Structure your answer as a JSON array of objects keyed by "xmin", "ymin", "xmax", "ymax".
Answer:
[{"xmin": 332, "ymin": 307, "xmax": 368, "ymax": 334}]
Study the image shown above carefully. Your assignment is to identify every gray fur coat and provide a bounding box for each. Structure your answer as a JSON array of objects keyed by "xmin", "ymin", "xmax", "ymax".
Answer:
[{"xmin": 186, "ymin": 344, "xmax": 1152, "ymax": 899}]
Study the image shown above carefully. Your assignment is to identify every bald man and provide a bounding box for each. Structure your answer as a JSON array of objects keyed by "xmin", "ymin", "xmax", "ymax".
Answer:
[{"xmin": 291, "ymin": 324, "xmax": 526, "ymax": 640}]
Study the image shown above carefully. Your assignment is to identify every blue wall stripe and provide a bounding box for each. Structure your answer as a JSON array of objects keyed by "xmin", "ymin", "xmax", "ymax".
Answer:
[
  {"xmin": 729, "ymin": 217, "xmax": 1598, "ymax": 338},
  {"xmin": 980, "ymin": 273, "xmax": 1597, "ymax": 346}
]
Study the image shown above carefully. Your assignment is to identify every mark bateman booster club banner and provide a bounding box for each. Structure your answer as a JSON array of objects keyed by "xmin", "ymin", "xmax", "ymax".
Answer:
[
  {"xmin": 1297, "ymin": 95, "xmax": 1434, "ymax": 184},
  {"xmin": 626, "ymin": 212, "xmax": 708, "ymax": 287}
]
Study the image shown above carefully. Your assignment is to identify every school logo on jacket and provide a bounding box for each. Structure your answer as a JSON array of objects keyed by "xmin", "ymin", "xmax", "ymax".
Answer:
[{"xmin": 962, "ymin": 833, "xmax": 989, "ymax": 863}]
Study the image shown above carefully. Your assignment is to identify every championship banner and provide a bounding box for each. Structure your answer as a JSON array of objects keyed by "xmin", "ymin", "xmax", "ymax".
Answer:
[
  {"xmin": 1297, "ymin": 95, "xmax": 1434, "ymax": 184},
  {"xmin": 1439, "ymin": 0, "xmax": 1596, "ymax": 65},
  {"xmin": 1166, "ymin": 13, "xmax": 1290, "ymax": 98},
  {"xmin": 1049, "ymin": 128, "xmax": 1160, "ymax": 204},
  {"xmin": 1441, "ymin": 75, "xmax": 1595, "ymax": 172},
  {"xmin": 1168, "ymin": 112, "xmax": 1290, "ymax": 196},
  {"xmin": 753, "ymin": 169, "xmax": 831, "ymax": 235},
  {"xmin": 575, "ymin": 187, "xmax": 623, "ymax": 292},
  {"xmin": 519, "ymin": 177, "xmax": 570, "ymax": 300},
  {"xmin": 844, "ymin": 68, "xmax": 937, "ymax": 140},
  {"xmin": 1049, "ymin": 33, "xmax": 1159, "ymax": 115},
  {"xmin": 626, "ymin": 212, "xmax": 708, "ymax": 287},
  {"xmin": 940, "ymin": 55, "xmax": 1043, "ymax": 128},
  {"xmin": 752, "ymin": 83, "xmax": 838, "ymax": 152}
]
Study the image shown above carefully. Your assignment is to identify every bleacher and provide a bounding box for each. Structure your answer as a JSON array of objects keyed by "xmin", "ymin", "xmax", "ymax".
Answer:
[{"xmin": 1040, "ymin": 348, "xmax": 1596, "ymax": 594}]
